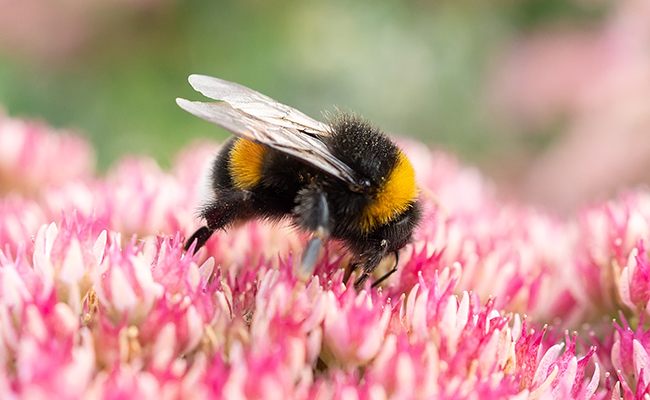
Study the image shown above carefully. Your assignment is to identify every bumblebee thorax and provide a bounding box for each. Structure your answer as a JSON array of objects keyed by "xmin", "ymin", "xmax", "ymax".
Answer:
[{"xmin": 358, "ymin": 150, "xmax": 418, "ymax": 232}]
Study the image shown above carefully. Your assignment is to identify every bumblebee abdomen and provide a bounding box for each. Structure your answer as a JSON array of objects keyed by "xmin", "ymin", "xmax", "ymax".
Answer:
[
  {"xmin": 229, "ymin": 138, "xmax": 267, "ymax": 190},
  {"xmin": 220, "ymin": 137, "xmax": 315, "ymax": 215}
]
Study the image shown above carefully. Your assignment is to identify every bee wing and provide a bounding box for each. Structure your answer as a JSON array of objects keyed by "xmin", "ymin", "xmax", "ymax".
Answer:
[
  {"xmin": 187, "ymin": 74, "xmax": 331, "ymax": 135},
  {"xmin": 177, "ymin": 96, "xmax": 361, "ymax": 186}
]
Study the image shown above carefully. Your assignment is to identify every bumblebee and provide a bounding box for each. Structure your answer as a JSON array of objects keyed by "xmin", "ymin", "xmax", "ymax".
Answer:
[{"xmin": 177, "ymin": 75, "xmax": 421, "ymax": 288}]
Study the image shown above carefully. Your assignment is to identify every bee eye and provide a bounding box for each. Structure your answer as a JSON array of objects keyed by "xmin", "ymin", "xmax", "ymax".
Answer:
[{"xmin": 349, "ymin": 180, "xmax": 372, "ymax": 193}]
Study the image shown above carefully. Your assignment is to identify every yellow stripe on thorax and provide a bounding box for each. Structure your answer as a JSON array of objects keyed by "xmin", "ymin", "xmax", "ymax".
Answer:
[
  {"xmin": 359, "ymin": 150, "xmax": 418, "ymax": 232},
  {"xmin": 229, "ymin": 138, "xmax": 267, "ymax": 190}
]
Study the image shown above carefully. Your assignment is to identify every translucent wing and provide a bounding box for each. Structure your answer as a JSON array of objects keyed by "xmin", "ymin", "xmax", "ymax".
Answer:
[
  {"xmin": 187, "ymin": 74, "xmax": 330, "ymax": 135},
  {"xmin": 177, "ymin": 75, "xmax": 361, "ymax": 186}
]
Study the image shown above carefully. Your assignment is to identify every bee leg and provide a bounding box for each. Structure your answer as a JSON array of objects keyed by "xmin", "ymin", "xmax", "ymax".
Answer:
[
  {"xmin": 353, "ymin": 239, "xmax": 389, "ymax": 290},
  {"xmin": 184, "ymin": 191, "xmax": 251, "ymax": 254},
  {"xmin": 301, "ymin": 230, "xmax": 325, "ymax": 274},
  {"xmin": 184, "ymin": 226, "xmax": 214, "ymax": 252},
  {"xmin": 370, "ymin": 251, "xmax": 399, "ymax": 288},
  {"xmin": 294, "ymin": 186, "xmax": 330, "ymax": 274}
]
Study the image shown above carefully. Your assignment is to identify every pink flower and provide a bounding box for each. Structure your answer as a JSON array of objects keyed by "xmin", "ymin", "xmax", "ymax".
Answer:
[
  {"xmin": 86, "ymin": 365, "xmax": 162, "ymax": 400},
  {"xmin": 570, "ymin": 190, "xmax": 650, "ymax": 320},
  {"xmin": 321, "ymin": 286, "xmax": 391, "ymax": 369},
  {"xmin": 93, "ymin": 236, "xmax": 163, "ymax": 324},
  {"xmin": 619, "ymin": 240, "xmax": 650, "ymax": 313},
  {"xmin": 0, "ymin": 112, "xmax": 94, "ymax": 195},
  {"xmin": 0, "ymin": 197, "xmax": 46, "ymax": 254},
  {"xmin": 397, "ymin": 142, "xmax": 573, "ymax": 320},
  {"xmin": 610, "ymin": 315, "xmax": 650, "ymax": 399},
  {"xmin": 0, "ymin": 292, "xmax": 95, "ymax": 399},
  {"xmin": 0, "ymin": 115, "xmax": 621, "ymax": 399},
  {"xmin": 203, "ymin": 339, "xmax": 313, "ymax": 400},
  {"xmin": 102, "ymin": 158, "xmax": 191, "ymax": 237},
  {"xmin": 31, "ymin": 215, "xmax": 106, "ymax": 315},
  {"xmin": 365, "ymin": 334, "xmax": 440, "ymax": 398},
  {"xmin": 486, "ymin": 0, "xmax": 650, "ymax": 212}
]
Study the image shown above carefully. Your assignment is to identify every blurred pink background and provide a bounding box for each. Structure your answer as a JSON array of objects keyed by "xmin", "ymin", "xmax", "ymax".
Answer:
[
  {"xmin": 487, "ymin": 0, "xmax": 650, "ymax": 213},
  {"xmin": 1, "ymin": 0, "xmax": 649, "ymax": 215}
]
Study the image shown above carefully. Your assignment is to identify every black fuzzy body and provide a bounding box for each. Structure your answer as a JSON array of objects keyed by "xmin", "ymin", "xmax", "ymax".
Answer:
[{"xmin": 187, "ymin": 114, "xmax": 421, "ymax": 288}]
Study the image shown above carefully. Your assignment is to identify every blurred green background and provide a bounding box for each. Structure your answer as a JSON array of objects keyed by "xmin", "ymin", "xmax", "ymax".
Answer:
[{"xmin": 0, "ymin": 0, "xmax": 607, "ymax": 171}]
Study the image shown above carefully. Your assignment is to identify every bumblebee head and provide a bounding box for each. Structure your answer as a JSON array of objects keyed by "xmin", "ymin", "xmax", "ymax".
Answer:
[
  {"xmin": 324, "ymin": 113, "xmax": 419, "ymax": 233},
  {"xmin": 358, "ymin": 149, "xmax": 419, "ymax": 232}
]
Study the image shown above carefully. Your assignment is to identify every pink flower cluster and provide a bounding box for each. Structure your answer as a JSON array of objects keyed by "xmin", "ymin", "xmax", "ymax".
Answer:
[
  {"xmin": 2, "ymin": 111, "xmax": 649, "ymax": 399},
  {"xmin": 488, "ymin": 0, "xmax": 650, "ymax": 212}
]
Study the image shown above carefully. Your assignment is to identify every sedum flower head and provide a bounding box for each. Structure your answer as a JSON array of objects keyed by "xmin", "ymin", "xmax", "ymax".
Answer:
[
  {"xmin": 0, "ymin": 113, "xmax": 637, "ymax": 399},
  {"xmin": 0, "ymin": 112, "xmax": 94, "ymax": 195},
  {"xmin": 571, "ymin": 191, "xmax": 650, "ymax": 321}
]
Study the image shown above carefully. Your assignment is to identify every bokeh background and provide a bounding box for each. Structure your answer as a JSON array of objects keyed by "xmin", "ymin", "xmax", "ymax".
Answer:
[{"xmin": 1, "ymin": 0, "xmax": 647, "ymax": 213}]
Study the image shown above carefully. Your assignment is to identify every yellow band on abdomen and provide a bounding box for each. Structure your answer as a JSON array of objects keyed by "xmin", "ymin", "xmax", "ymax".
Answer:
[{"xmin": 229, "ymin": 138, "xmax": 267, "ymax": 190}]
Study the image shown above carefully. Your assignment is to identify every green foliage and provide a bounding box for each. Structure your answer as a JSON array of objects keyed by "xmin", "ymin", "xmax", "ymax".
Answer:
[{"xmin": 0, "ymin": 0, "xmax": 611, "ymax": 170}]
